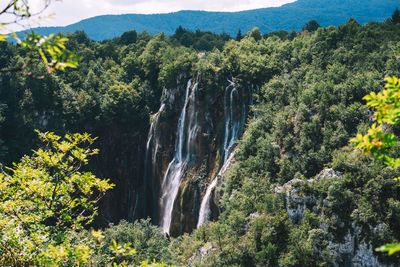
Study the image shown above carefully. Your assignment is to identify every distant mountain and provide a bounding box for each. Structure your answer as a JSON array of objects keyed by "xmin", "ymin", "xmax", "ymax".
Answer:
[{"xmin": 28, "ymin": 0, "xmax": 399, "ymax": 40}]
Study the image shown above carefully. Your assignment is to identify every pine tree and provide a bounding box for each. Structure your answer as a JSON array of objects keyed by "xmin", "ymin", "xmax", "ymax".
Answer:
[
  {"xmin": 390, "ymin": 8, "xmax": 400, "ymax": 25},
  {"xmin": 249, "ymin": 27, "xmax": 262, "ymax": 41},
  {"xmin": 302, "ymin": 20, "xmax": 320, "ymax": 32},
  {"xmin": 236, "ymin": 29, "xmax": 243, "ymax": 41},
  {"xmin": 174, "ymin": 25, "xmax": 186, "ymax": 39}
]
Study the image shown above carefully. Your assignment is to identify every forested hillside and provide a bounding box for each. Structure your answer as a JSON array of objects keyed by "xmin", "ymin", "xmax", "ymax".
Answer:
[
  {"xmin": 2, "ymin": 13, "xmax": 400, "ymax": 266},
  {"xmin": 27, "ymin": 0, "xmax": 399, "ymax": 40}
]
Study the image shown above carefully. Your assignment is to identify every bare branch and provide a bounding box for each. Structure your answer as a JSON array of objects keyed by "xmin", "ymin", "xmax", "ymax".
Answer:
[{"xmin": 0, "ymin": 0, "xmax": 54, "ymax": 28}]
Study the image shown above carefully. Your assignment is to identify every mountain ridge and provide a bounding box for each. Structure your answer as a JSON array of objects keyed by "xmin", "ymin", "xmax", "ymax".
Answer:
[{"xmin": 27, "ymin": 0, "xmax": 399, "ymax": 40}]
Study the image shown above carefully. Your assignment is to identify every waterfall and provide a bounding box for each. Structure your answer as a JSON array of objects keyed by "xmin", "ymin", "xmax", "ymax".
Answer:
[
  {"xmin": 139, "ymin": 103, "xmax": 166, "ymax": 219},
  {"xmin": 146, "ymin": 104, "xmax": 165, "ymax": 168},
  {"xmin": 160, "ymin": 79, "xmax": 199, "ymax": 234},
  {"xmin": 197, "ymin": 152, "xmax": 235, "ymax": 227},
  {"xmin": 223, "ymin": 80, "xmax": 242, "ymax": 161},
  {"xmin": 197, "ymin": 81, "xmax": 244, "ymax": 227}
]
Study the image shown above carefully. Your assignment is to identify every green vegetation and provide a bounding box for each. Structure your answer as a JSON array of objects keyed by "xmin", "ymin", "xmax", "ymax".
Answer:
[
  {"xmin": 388, "ymin": 8, "xmax": 400, "ymax": 24},
  {"xmin": 0, "ymin": 131, "xmax": 168, "ymax": 266},
  {"xmin": 171, "ymin": 26, "xmax": 230, "ymax": 51},
  {"xmin": 166, "ymin": 17, "xmax": 400, "ymax": 266},
  {"xmin": 2, "ymin": 6, "xmax": 400, "ymax": 267},
  {"xmin": 0, "ymin": 131, "xmax": 113, "ymax": 265},
  {"xmin": 0, "ymin": 1, "xmax": 78, "ymax": 73},
  {"xmin": 352, "ymin": 77, "xmax": 400, "ymax": 172},
  {"xmin": 302, "ymin": 20, "xmax": 321, "ymax": 32},
  {"xmin": 352, "ymin": 76, "xmax": 400, "ymax": 256}
]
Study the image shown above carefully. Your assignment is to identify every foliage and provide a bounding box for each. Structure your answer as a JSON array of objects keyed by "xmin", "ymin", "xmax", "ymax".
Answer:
[
  {"xmin": 377, "ymin": 243, "xmax": 400, "ymax": 256},
  {"xmin": 235, "ymin": 30, "xmax": 243, "ymax": 41},
  {"xmin": 0, "ymin": 1, "xmax": 78, "ymax": 73},
  {"xmin": 302, "ymin": 20, "xmax": 321, "ymax": 32},
  {"xmin": 352, "ymin": 77, "xmax": 400, "ymax": 171},
  {"xmin": 172, "ymin": 26, "xmax": 229, "ymax": 51},
  {"xmin": 2, "ymin": 12, "xmax": 400, "ymax": 267},
  {"xmin": 0, "ymin": 131, "xmax": 114, "ymax": 266},
  {"xmin": 90, "ymin": 220, "xmax": 171, "ymax": 266},
  {"xmin": 247, "ymin": 27, "xmax": 262, "ymax": 41},
  {"xmin": 18, "ymin": 32, "xmax": 79, "ymax": 73},
  {"xmin": 0, "ymin": 131, "xmax": 167, "ymax": 266},
  {"xmin": 352, "ymin": 76, "xmax": 400, "ymax": 255},
  {"xmin": 388, "ymin": 8, "xmax": 400, "ymax": 25},
  {"xmin": 172, "ymin": 18, "xmax": 400, "ymax": 266},
  {"xmin": 119, "ymin": 30, "xmax": 138, "ymax": 45}
]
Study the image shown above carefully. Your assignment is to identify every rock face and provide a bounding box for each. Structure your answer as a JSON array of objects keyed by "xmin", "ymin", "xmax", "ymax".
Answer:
[
  {"xmin": 188, "ymin": 243, "xmax": 218, "ymax": 267},
  {"xmin": 327, "ymin": 229, "xmax": 392, "ymax": 267},
  {"xmin": 142, "ymin": 74, "xmax": 251, "ymax": 236},
  {"xmin": 275, "ymin": 178, "xmax": 315, "ymax": 223},
  {"xmin": 91, "ymin": 122, "xmax": 149, "ymax": 227},
  {"xmin": 275, "ymin": 169, "xmax": 392, "ymax": 267},
  {"xmin": 275, "ymin": 168, "xmax": 344, "ymax": 223}
]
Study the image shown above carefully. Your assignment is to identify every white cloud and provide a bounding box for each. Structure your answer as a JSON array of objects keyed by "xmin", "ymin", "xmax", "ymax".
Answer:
[{"xmin": 22, "ymin": 0, "xmax": 295, "ymax": 27}]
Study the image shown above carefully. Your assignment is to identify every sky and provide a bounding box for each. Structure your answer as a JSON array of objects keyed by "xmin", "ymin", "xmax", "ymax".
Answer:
[{"xmin": 8, "ymin": 0, "xmax": 295, "ymax": 28}]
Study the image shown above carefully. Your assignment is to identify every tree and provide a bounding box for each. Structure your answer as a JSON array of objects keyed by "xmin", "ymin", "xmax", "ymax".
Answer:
[
  {"xmin": 120, "ymin": 30, "xmax": 138, "ymax": 45},
  {"xmin": 174, "ymin": 25, "xmax": 186, "ymax": 40},
  {"xmin": 249, "ymin": 27, "xmax": 262, "ymax": 41},
  {"xmin": 389, "ymin": 8, "xmax": 400, "ymax": 25},
  {"xmin": 0, "ymin": 131, "xmax": 114, "ymax": 265},
  {"xmin": 352, "ymin": 77, "xmax": 400, "ymax": 255},
  {"xmin": 180, "ymin": 32, "xmax": 195, "ymax": 47},
  {"xmin": 0, "ymin": 0, "xmax": 51, "ymax": 28},
  {"xmin": 236, "ymin": 29, "xmax": 243, "ymax": 41},
  {"xmin": 302, "ymin": 20, "xmax": 320, "ymax": 32},
  {"xmin": 352, "ymin": 77, "xmax": 400, "ymax": 170},
  {"xmin": 90, "ymin": 220, "xmax": 171, "ymax": 266},
  {"xmin": 0, "ymin": 0, "xmax": 78, "ymax": 73}
]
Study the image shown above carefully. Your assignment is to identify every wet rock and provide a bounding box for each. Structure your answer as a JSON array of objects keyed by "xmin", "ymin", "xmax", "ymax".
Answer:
[
  {"xmin": 327, "ymin": 229, "xmax": 391, "ymax": 267},
  {"xmin": 148, "ymin": 76, "xmax": 252, "ymax": 235},
  {"xmin": 316, "ymin": 168, "xmax": 342, "ymax": 181},
  {"xmin": 275, "ymin": 168, "xmax": 343, "ymax": 223},
  {"xmin": 275, "ymin": 178, "xmax": 314, "ymax": 223},
  {"xmin": 352, "ymin": 243, "xmax": 381, "ymax": 267},
  {"xmin": 188, "ymin": 242, "xmax": 217, "ymax": 267}
]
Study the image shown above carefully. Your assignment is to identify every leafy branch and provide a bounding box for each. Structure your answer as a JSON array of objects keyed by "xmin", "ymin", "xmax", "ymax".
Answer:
[
  {"xmin": 0, "ymin": 1, "xmax": 79, "ymax": 73},
  {"xmin": 352, "ymin": 76, "xmax": 400, "ymax": 256}
]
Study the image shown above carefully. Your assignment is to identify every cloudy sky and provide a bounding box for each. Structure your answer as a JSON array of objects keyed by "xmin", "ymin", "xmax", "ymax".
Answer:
[{"xmin": 15, "ymin": 0, "xmax": 295, "ymax": 28}]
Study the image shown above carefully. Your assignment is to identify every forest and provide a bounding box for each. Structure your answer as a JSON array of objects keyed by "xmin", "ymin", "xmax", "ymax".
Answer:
[{"xmin": 1, "ymin": 5, "xmax": 400, "ymax": 267}]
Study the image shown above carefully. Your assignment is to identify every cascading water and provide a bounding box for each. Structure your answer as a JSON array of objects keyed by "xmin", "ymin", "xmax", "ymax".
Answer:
[
  {"xmin": 160, "ymin": 79, "xmax": 199, "ymax": 234},
  {"xmin": 145, "ymin": 103, "xmax": 165, "ymax": 176},
  {"xmin": 138, "ymin": 103, "xmax": 166, "ymax": 219},
  {"xmin": 197, "ymin": 151, "xmax": 235, "ymax": 227},
  {"xmin": 223, "ymin": 80, "xmax": 242, "ymax": 161},
  {"xmin": 197, "ymin": 80, "xmax": 245, "ymax": 227}
]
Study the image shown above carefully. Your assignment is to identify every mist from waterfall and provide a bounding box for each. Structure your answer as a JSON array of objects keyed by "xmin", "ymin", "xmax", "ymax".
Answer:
[
  {"xmin": 159, "ymin": 79, "xmax": 199, "ymax": 234},
  {"xmin": 197, "ymin": 81, "xmax": 244, "ymax": 227}
]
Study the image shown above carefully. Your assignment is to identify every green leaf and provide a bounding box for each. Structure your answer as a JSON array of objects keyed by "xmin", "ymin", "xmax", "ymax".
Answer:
[{"xmin": 376, "ymin": 243, "xmax": 400, "ymax": 256}]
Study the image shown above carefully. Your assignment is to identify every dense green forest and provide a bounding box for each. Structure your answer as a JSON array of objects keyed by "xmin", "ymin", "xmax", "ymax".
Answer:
[{"xmin": 2, "ymin": 11, "xmax": 400, "ymax": 266}]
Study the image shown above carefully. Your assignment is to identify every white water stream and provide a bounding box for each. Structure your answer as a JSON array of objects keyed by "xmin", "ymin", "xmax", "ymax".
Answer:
[
  {"xmin": 159, "ymin": 79, "xmax": 199, "ymax": 234},
  {"xmin": 197, "ymin": 81, "xmax": 244, "ymax": 227}
]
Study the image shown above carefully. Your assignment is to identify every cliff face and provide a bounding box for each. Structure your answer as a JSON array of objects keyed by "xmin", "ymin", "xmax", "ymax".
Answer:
[
  {"xmin": 91, "ymin": 121, "xmax": 149, "ymax": 227},
  {"xmin": 141, "ymin": 74, "xmax": 251, "ymax": 236},
  {"xmin": 274, "ymin": 169, "xmax": 394, "ymax": 267}
]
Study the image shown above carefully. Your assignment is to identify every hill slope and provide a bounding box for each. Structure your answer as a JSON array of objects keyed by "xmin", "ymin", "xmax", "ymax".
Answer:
[{"xmin": 29, "ymin": 0, "xmax": 399, "ymax": 40}]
